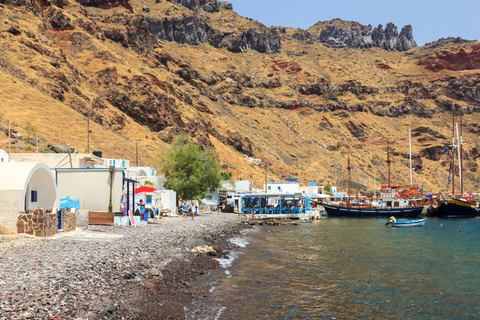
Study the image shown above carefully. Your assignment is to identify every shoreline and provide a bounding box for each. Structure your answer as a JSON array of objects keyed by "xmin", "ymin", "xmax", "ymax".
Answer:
[{"xmin": 0, "ymin": 213, "xmax": 249, "ymax": 319}]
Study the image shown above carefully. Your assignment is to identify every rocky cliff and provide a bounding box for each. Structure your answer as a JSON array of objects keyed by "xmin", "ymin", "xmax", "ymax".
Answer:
[{"xmin": 317, "ymin": 22, "xmax": 417, "ymax": 51}]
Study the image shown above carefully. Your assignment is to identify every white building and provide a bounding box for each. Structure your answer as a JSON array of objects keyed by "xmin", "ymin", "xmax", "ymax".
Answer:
[
  {"xmin": 55, "ymin": 168, "xmax": 123, "ymax": 212},
  {"xmin": 99, "ymin": 158, "xmax": 131, "ymax": 169},
  {"xmin": 264, "ymin": 181, "xmax": 300, "ymax": 194},
  {"xmin": 0, "ymin": 162, "xmax": 57, "ymax": 232},
  {"xmin": 205, "ymin": 180, "xmax": 253, "ymax": 203},
  {"xmin": 10, "ymin": 153, "xmax": 103, "ymax": 168},
  {"xmin": 0, "ymin": 149, "xmax": 9, "ymax": 163},
  {"xmin": 125, "ymin": 167, "xmax": 165, "ymax": 189}
]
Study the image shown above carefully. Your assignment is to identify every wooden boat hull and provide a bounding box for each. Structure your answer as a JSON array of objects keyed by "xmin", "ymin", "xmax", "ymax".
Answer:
[
  {"xmin": 322, "ymin": 204, "xmax": 423, "ymax": 218},
  {"xmin": 434, "ymin": 199, "xmax": 479, "ymax": 218},
  {"xmin": 393, "ymin": 218, "xmax": 426, "ymax": 227}
]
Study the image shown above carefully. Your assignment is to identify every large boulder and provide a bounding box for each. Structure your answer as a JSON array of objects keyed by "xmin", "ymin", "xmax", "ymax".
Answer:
[{"xmin": 48, "ymin": 143, "xmax": 77, "ymax": 154}]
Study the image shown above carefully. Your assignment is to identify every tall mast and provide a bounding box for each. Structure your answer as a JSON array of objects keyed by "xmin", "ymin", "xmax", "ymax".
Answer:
[
  {"xmin": 452, "ymin": 105, "xmax": 455, "ymax": 197},
  {"xmin": 460, "ymin": 109, "xmax": 464, "ymax": 195},
  {"xmin": 347, "ymin": 148, "xmax": 351, "ymax": 207},
  {"xmin": 387, "ymin": 140, "xmax": 391, "ymax": 188},
  {"xmin": 456, "ymin": 123, "xmax": 462, "ymax": 196},
  {"xmin": 409, "ymin": 129, "xmax": 413, "ymax": 186}
]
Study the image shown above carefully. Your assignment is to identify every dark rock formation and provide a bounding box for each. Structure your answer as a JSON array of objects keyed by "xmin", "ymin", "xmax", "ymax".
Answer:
[
  {"xmin": 147, "ymin": 16, "xmax": 281, "ymax": 53},
  {"xmin": 420, "ymin": 146, "xmax": 445, "ymax": 161},
  {"xmin": 104, "ymin": 16, "xmax": 157, "ymax": 56},
  {"xmin": 48, "ymin": 143, "xmax": 77, "ymax": 154},
  {"xmin": 168, "ymin": 0, "xmax": 220, "ymax": 12},
  {"xmin": 43, "ymin": 8, "xmax": 74, "ymax": 31},
  {"xmin": 213, "ymin": 29, "xmax": 281, "ymax": 54},
  {"xmin": 75, "ymin": 0, "xmax": 133, "ymax": 12},
  {"xmin": 318, "ymin": 22, "xmax": 417, "ymax": 51},
  {"xmin": 226, "ymin": 131, "xmax": 253, "ymax": 156},
  {"xmin": 147, "ymin": 16, "xmax": 212, "ymax": 45}
]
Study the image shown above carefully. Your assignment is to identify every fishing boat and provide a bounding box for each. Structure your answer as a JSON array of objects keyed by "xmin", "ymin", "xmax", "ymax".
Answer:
[
  {"xmin": 385, "ymin": 216, "xmax": 426, "ymax": 227},
  {"xmin": 428, "ymin": 106, "xmax": 480, "ymax": 218},
  {"xmin": 322, "ymin": 143, "xmax": 424, "ymax": 218},
  {"xmin": 432, "ymin": 194, "xmax": 479, "ymax": 218}
]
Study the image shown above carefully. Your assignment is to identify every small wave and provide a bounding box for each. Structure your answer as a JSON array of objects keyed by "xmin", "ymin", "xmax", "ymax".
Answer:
[
  {"xmin": 185, "ymin": 303, "xmax": 227, "ymax": 320},
  {"xmin": 219, "ymin": 251, "xmax": 243, "ymax": 269},
  {"xmin": 229, "ymin": 237, "xmax": 249, "ymax": 248},
  {"xmin": 214, "ymin": 306, "xmax": 227, "ymax": 320}
]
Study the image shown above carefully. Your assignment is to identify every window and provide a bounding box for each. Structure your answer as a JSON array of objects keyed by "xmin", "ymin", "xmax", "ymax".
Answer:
[
  {"xmin": 31, "ymin": 190, "xmax": 38, "ymax": 203},
  {"xmin": 394, "ymin": 202, "xmax": 399, "ymax": 208}
]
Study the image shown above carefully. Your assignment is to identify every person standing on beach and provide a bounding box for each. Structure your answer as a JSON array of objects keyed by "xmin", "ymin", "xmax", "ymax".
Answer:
[
  {"xmin": 137, "ymin": 199, "xmax": 146, "ymax": 220},
  {"xmin": 189, "ymin": 203, "xmax": 195, "ymax": 220},
  {"xmin": 182, "ymin": 201, "xmax": 189, "ymax": 219}
]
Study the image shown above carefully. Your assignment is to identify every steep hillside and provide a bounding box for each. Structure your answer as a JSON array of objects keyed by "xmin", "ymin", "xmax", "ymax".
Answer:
[{"xmin": 1, "ymin": 0, "xmax": 480, "ymax": 194}]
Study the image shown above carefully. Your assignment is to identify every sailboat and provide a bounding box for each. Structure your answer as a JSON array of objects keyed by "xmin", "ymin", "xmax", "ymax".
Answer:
[
  {"xmin": 430, "ymin": 106, "xmax": 480, "ymax": 218},
  {"xmin": 322, "ymin": 143, "xmax": 424, "ymax": 218}
]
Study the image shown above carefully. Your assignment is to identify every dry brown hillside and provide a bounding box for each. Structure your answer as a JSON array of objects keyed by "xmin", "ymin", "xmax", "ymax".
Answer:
[{"xmin": 1, "ymin": 0, "xmax": 480, "ymax": 194}]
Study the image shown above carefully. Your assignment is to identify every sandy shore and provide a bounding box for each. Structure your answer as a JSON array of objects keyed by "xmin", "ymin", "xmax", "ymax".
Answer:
[{"xmin": 0, "ymin": 213, "xmax": 249, "ymax": 319}]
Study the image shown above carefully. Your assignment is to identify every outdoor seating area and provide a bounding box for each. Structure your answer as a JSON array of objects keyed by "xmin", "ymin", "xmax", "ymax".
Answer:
[{"xmin": 241, "ymin": 193, "xmax": 311, "ymax": 215}]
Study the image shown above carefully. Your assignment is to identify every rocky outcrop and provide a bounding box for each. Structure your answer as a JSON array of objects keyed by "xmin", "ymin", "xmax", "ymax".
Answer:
[
  {"xmin": 103, "ymin": 15, "xmax": 157, "ymax": 56},
  {"xmin": 147, "ymin": 16, "xmax": 281, "ymax": 53},
  {"xmin": 213, "ymin": 29, "xmax": 281, "ymax": 54},
  {"xmin": 168, "ymin": 0, "xmax": 220, "ymax": 12},
  {"xmin": 318, "ymin": 22, "xmax": 417, "ymax": 51},
  {"xmin": 418, "ymin": 45, "xmax": 480, "ymax": 72},
  {"xmin": 43, "ymin": 8, "xmax": 74, "ymax": 31},
  {"xmin": 75, "ymin": 0, "xmax": 133, "ymax": 12},
  {"xmin": 226, "ymin": 131, "xmax": 253, "ymax": 157},
  {"xmin": 147, "ymin": 16, "xmax": 212, "ymax": 45}
]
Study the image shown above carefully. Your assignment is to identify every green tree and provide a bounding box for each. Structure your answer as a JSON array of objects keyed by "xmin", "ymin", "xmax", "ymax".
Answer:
[
  {"xmin": 221, "ymin": 171, "xmax": 233, "ymax": 180},
  {"xmin": 143, "ymin": 180, "xmax": 154, "ymax": 188},
  {"xmin": 162, "ymin": 135, "xmax": 222, "ymax": 204},
  {"xmin": 324, "ymin": 185, "xmax": 332, "ymax": 192}
]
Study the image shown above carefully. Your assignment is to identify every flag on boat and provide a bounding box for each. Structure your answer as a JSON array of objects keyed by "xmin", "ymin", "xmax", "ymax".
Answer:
[
  {"xmin": 418, "ymin": 183, "xmax": 424, "ymax": 192},
  {"xmin": 350, "ymin": 168, "xmax": 354, "ymax": 173},
  {"xmin": 443, "ymin": 147, "xmax": 449, "ymax": 152}
]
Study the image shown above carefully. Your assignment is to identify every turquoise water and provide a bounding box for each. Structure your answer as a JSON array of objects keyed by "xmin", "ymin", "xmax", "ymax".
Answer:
[{"xmin": 188, "ymin": 217, "xmax": 480, "ymax": 319}]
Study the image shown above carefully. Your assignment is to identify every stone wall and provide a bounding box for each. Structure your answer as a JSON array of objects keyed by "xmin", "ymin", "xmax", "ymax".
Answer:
[
  {"xmin": 17, "ymin": 208, "xmax": 58, "ymax": 237},
  {"xmin": 60, "ymin": 208, "xmax": 76, "ymax": 232},
  {"xmin": 76, "ymin": 210, "xmax": 89, "ymax": 229}
]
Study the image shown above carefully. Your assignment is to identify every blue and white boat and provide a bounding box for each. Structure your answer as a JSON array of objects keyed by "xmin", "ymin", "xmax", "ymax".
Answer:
[{"xmin": 386, "ymin": 217, "xmax": 426, "ymax": 227}]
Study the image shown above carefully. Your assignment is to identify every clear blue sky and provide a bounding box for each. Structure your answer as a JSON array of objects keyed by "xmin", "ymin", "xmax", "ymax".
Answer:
[{"xmin": 228, "ymin": 0, "xmax": 479, "ymax": 46}]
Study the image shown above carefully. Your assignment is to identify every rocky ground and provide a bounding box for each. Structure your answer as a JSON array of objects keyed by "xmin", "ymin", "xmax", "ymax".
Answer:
[{"xmin": 0, "ymin": 213, "xmax": 249, "ymax": 319}]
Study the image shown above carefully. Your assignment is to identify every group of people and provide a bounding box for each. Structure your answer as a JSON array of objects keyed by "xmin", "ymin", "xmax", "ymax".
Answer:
[
  {"xmin": 182, "ymin": 201, "xmax": 196, "ymax": 220},
  {"xmin": 137, "ymin": 199, "xmax": 197, "ymax": 221}
]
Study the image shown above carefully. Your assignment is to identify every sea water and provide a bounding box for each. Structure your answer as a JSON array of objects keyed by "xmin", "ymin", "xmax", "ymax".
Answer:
[{"xmin": 186, "ymin": 218, "xmax": 480, "ymax": 319}]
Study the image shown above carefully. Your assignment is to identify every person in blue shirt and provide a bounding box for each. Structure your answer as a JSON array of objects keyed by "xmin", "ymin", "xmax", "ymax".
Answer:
[{"xmin": 182, "ymin": 201, "xmax": 189, "ymax": 216}]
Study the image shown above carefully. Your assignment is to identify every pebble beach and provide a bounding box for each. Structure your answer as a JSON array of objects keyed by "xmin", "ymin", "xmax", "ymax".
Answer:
[{"xmin": 0, "ymin": 213, "xmax": 248, "ymax": 319}]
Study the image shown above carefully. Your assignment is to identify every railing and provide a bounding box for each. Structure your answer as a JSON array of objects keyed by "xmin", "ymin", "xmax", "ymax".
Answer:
[{"xmin": 242, "ymin": 207, "xmax": 308, "ymax": 215}]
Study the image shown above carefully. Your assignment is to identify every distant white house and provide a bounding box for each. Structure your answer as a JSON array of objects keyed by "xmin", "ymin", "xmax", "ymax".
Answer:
[
  {"xmin": 205, "ymin": 180, "xmax": 253, "ymax": 203},
  {"xmin": 99, "ymin": 158, "xmax": 131, "ymax": 169},
  {"xmin": 0, "ymin": 149, "xmax": 9, "ymax": 163},
  {"xmin": 264, "ymin": 181, "xmax": 300, "ymax": 194},
  {"xmin": 0, "ymin": 162, "xmax": 57, "ymax": 232},
  {"xmin": 125, "ymin": 166, "xmax": 165, "ymax": 189}
]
